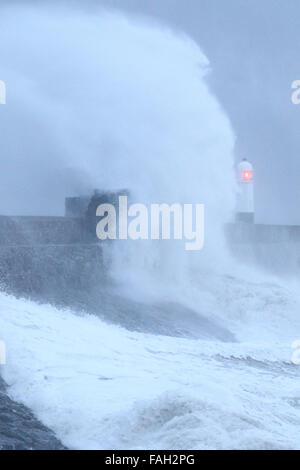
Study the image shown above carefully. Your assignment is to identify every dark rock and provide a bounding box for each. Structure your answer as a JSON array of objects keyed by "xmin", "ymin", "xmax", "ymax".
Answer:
[{"xmin": 0, "ymin": 377, "xmax": 66, "ymax": 450}]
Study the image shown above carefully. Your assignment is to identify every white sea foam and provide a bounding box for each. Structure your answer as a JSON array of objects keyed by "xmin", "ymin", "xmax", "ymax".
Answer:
[{"xmin": 0, "ymin": 5, "xmax": 300, "ymax": 450}]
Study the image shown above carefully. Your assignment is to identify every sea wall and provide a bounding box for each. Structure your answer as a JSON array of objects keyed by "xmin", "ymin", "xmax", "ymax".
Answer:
[
  {"xmin": 226, "ymin": 223, "xmax": 300, "ymax": 274},
  {"xmin": 0, "ymin": 216, "xmax": 106, "ymax": 306}
]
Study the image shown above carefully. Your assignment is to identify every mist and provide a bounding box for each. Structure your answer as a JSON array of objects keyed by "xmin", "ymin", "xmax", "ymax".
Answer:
[
  {"xmin": 0, "ymin": 3, "xmax": 233, "ymax": 223},
  {"xmin": 1, "ymin": 1, "xmax": 299, "ymax": 224},
  {"xmin": 96, "ymin": 0, "xmax": 300, "ymax": 225}
]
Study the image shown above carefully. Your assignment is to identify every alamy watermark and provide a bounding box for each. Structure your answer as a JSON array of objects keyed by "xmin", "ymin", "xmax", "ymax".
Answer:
[
  {"xmin": 291, "ymin": 80, "xmax": 300, "ymax": 105},
  {"xmin": 291, "ymin": 340, "xmax": 300, "ymax": 365},
  {"xmin": 96, "ymin": 196, "xmax": 205, "ymax": 251},
  {"xmin": 0, "ymin": 341, "xmax": 6, "ymax": 365},
  {"xmin": 0, "ymin": 80, "xmax": 6, "ymax": 104}
]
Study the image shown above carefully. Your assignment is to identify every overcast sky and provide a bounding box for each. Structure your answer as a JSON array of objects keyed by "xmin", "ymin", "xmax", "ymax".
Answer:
[
  {"xmin": 94, "ymin": 0, "xmax": 300, "ymax": 224},
  {"xmin": 1, "ymin": 0, "xmax": 300, "ymax": 223}
]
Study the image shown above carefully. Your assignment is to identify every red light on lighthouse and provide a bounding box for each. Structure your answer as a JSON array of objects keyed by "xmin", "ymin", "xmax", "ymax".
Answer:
[{"xmin": 242, "ymin": 170, "xmax": 253, "ymax": 181}]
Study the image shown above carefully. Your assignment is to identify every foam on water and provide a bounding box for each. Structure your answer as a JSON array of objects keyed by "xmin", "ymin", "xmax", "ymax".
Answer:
[
  {"xmin": 0, "ymin": 289, "xmax": 300, "ymax": 450},
  {"xmin": 0, "ymin": 4, "xmax": 300, "ymax": 449}
]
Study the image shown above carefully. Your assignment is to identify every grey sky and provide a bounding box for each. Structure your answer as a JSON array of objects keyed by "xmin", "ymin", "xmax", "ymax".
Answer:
[
  {"xmin": 96, "ymin": 0, "xmax": 300, "ymax": 224},
  {"xmin": 1, "ymin": 0, "xmax": 300, "ymax": 223}
]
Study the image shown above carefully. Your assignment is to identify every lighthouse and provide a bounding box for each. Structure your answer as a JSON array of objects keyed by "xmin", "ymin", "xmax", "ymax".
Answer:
[{"xmin": 236, "ymin": 158, "xmax": 254, "ymax": 224}]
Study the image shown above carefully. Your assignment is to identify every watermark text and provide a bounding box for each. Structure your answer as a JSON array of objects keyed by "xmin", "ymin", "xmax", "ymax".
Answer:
[
  {"xmin": 0, "ymin": 80, "xmax": 6, "ymax": 104},
  {"xmin": 291, "ymin": 340, "xmax": 300, "ymax": 365},
  {"xmin": 96, "ymin": 196, "xmax": 205, "ymax": 251},
  {"xmin": 0, "ymin": 341, "xmax": 6, "ymax": 365},
  {"xmin": 291, "ymin": 80, "xmax": 300, "ymax": 105}
]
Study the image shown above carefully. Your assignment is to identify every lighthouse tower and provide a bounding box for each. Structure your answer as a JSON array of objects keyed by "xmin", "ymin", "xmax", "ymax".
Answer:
[{"xmin": 236, "ymin": 158, "xmax": 254, "ymax": 224}]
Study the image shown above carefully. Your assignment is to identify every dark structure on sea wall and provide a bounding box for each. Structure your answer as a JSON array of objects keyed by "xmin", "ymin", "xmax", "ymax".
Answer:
[{"xmin": 0, "ymin": 191, "xmax": 127, "ymax": 301}]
